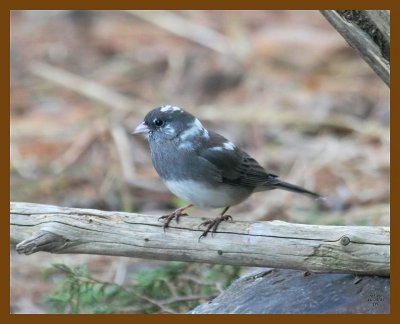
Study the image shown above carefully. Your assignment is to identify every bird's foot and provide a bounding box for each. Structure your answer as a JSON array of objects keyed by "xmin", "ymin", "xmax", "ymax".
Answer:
[
  {"xmin": 158, "ymin": 206, "xmax": 190, "ymax": 231},
  {"xmin": 198, "ymin": 214, "xmax": 233, "ymax": 240}
]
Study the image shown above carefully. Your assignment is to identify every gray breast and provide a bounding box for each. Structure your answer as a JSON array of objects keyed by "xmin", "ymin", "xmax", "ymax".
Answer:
[{"xmin": 149, "ymin": 137, "xmax": 208, "ymax": 181}]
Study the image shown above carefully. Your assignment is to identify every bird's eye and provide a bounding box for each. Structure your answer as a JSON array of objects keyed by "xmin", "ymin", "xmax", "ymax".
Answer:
[{"xmin": 154, "ymin": 119, "xmax": 164, "ymax": 127}]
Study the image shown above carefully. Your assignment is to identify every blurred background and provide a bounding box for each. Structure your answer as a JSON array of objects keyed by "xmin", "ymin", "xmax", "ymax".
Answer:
[{"xmin": 10, "ymin": 10, "xmax": 389, "ymax": 313}]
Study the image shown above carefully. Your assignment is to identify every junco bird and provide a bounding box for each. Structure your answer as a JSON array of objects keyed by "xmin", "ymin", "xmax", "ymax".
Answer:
[{"xmin": 133, "ymin": 105, "xmax": 322, "ymax": 239}]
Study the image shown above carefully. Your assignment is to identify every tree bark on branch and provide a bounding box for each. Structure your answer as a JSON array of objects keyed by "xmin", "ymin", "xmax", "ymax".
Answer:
[
  {"xmin": 320, "ymin": 10, "xmax": 390, "ymax": 87},
  {"xmin": 10, "ymin": 202, "xmax": 389, "ymax": 276}
]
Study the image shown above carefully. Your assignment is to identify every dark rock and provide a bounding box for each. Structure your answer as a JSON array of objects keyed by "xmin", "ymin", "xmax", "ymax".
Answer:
[{"xmin": 190, "ymin": 268, "xmax": 390, "ymax": 314}]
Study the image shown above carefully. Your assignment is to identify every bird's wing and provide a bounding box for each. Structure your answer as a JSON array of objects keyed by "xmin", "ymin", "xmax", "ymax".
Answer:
[{"xmin": 198, "ymin": 132, "xmax": 279, "ymax": 188}]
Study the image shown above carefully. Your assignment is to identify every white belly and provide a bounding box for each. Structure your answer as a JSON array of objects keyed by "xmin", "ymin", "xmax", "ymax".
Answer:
[{"xmin": 164, "ymin": 180, "xmax": 246, "ymax": 208}]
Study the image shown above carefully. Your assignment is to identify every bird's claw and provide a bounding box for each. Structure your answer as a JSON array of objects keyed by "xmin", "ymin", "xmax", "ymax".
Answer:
[
  {"xmin": 225, "ymin": 215, "xmax": 233, "ymax": 222},
  {"xmin": 198, "ymin": 215, "xmax": 233, "ymax": 240},
  {"xmin": 158, "ymin": 213, "xmax": 188, "ymax": 222},
  {"xmin": 159, "ymin": 210, "xmax": 189, "ymax": 231}
]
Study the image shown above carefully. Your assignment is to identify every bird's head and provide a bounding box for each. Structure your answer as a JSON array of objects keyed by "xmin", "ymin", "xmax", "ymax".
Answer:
[{"xmin": 133, "ymin": 105, "xmax": 209, "ymax": 145}]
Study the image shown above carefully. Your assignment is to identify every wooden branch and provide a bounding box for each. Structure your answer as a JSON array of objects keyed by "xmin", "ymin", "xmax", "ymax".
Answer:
[
  {"xmin": 11, "ymin": 202, "xmax": 389, "ymax": 276},
  {"xmin": 320, "ymin": 10, "xmax": 390, "ymax": 87}
]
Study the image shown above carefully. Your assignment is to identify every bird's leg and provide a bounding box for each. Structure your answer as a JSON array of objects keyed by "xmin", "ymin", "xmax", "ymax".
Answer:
[
  {"xmin": 159, "ymin": 204, "xmax": 193, "ymax": 230},
  {"xmin": 199, "ymin": 206, "xmax": 233, "ymax": 240}
]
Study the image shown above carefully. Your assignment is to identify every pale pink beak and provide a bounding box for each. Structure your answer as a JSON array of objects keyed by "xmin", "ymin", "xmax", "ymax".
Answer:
[{"xmin": 132, "ymin": 122, "xmax": 149, "ymax": 134}]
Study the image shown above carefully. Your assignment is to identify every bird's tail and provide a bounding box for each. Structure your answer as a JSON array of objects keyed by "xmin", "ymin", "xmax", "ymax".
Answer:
[{"xmin": 273, "ymin": 181, "xmax": 323, "ymax": 200}]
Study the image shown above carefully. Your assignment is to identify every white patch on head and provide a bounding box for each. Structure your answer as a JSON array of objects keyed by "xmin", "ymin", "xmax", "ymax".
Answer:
[
  {"xmin": 164, "ymin": 180, "xmax": 243, "ymax": 208},
  {"xmin": 178, "ymin": 118, "xmax": 209, "ymax": 148},
  {"xmin": 209, "ymin": 146, "xmax": 224, "ymax": 152},
  {"xmin": 194, "ymin": 119, "xmax": 210, "ymax": 139},
  {"xmin": 163, "ymin": 124, "xmax": 176, "ymax": 137},
  {"xmin": 193, "ymin": 118, "xmax": 203, "ymax": 129},
  {"xmin": 160, "ymin": 105, "xmax": 182, "ymax": 112},
  {"xmin": 223, "ymin": 142, "xmax": 235, "ymax": 151},
  {"xmin": 179, "ymin": 119, "xmax": 204, "ymax": 141}
]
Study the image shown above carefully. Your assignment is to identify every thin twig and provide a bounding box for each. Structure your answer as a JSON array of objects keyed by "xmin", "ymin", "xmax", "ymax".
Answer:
[
  {"xmin": 180, "ymin": 274, "xmax": 216, "ymax": 287},
  {"xmin": 29, "ymin": 61, "xmax": 135, "ymax": 112},
  {"xmin": 110, "ymin": 123, "xmax": 136, "ymax": 180},
  {"xmin": 161, "ymin": 278, "xmax": 180, "ymax": 298},
  {"xmin": 126, "ymin": 10, "xmax": 233, "ymax": 55},
  {"xmin": 133, "ymin": 292, "xmax": 176, "ymax": 314},
  {"xmin": 51, "ymin": 120, "xmax": 106, "ymax": 174}
]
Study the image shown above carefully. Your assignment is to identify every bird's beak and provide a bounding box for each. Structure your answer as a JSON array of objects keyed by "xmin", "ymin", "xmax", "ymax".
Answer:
[{"xmin": 132, "ymin": 122, "xmax": 149, "ymax": 134}]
